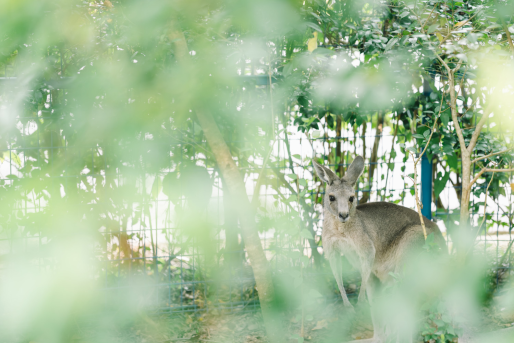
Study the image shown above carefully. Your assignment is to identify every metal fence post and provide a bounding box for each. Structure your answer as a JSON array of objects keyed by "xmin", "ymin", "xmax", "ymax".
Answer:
[
  {"xmin": 421, "ymin": 78, "xmax": 433, "ymax": 220},
  {"xmin": 421, "ymin": 154, "xmax": 432, "ymax": 220}
]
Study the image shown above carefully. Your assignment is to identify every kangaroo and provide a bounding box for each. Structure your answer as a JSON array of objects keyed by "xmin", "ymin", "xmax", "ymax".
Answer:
[{"xmin": 313, "ymin": 156, "xmax": 446, "ymax": 342}]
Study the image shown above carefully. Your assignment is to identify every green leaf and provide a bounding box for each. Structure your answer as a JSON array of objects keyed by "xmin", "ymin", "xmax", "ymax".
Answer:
[
  {"xmin": 433, "ymin": 319, "xmax": 445, "ymax": 327},
  {"xmin": 467, "ymin": 33, "xmax": 477, "ymax": 44},
  {"xmin": 384, "ymin": 37, "xmax": 398, "ymax": 51},
  {"xmin": 446, "ymin": 154, "xmax": 458, "ymax": 169},
  {"xmin": 310, "ymin": 12, "xmax": 321, "ymax": 21},
  {"xmin": 427, "ymin": 24, "xmax": 439, "ymax": 34},
  {"xmin": 400, "ymin": 11, "xmax": 410, "ymax": 18},
  {"xmin": 440, "ymin": 111, "xmax": 450, "ymax": 127},
  {"xmin": 306, "ymin": 22, "xmax": 322, "ymax": 32},
  {"xmin": 413, "ymin": 134, "xmax": 425, "ymax": 139},
  {"xmin": 10, "ymin": 152, "xmax": 21, "ymax": 167},
  {"xmin": 311, "ymin": 130, "xmax": 322, "ymax": 139},
  {"xmin": 434, "ymin": 171, "xmax": 450, "ymax": 200},
  {"xmin": 313, "ymin": 47, "xmax": 335, "ymax": 55}
]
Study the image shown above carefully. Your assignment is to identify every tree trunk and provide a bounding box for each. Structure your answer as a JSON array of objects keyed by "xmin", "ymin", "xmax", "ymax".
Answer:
[
  {"xmin": 170, "ymin": 27, "xmax": 283, "ymax": 342},
  {"xmin": 196, "ymin": 109, "xmax": 282, "ymax": 342},
  {"xmin": 448, "ymin": 72, "xmax": 471, "ymax": 227}
]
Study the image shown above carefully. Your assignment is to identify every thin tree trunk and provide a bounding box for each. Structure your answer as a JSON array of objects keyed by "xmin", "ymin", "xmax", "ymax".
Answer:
[
  {"xmin": 170, "ymin": 27, "xmax": 283, "ymax": 342},
  {"xmin": 359, "ymin": 112, "xmax": 383, "ymax": 204},
  {"xmin": 448, "ymin": 71, "xmax": 471, "ymax": 227},
  {"xmin": 196, "ymin": 109, "xmax": 282, "ymax": 341}
]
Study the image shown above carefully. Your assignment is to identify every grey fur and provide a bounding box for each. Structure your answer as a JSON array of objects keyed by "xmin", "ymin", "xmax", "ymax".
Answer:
[{"xmin": 313, "ymin": 156, "xmax": 446, "ymax": 342}]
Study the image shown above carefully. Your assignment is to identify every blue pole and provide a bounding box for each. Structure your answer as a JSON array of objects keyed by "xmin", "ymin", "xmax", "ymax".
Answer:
[
  {"xmin": 421, "ymin": 78, "xmax": 433, "ymax": 220},
  {"xmin": 421, "ymin": 153, "xmax": 432, "ymax": 220}
]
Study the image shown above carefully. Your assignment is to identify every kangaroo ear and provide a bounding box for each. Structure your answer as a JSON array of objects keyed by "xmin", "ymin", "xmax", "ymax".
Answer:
[
  {"xmin": 312, "ymin": 160, "xmax": 338, "ymax": 184},
  {"xmin": 343, "ymin": 156, "xmax": 364, "ymax": 186}
]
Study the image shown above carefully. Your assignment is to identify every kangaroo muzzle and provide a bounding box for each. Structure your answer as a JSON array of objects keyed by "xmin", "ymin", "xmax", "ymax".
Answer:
[{"xmin": 338, "ymin": 212, "xmax": 349, "ymax": 222}]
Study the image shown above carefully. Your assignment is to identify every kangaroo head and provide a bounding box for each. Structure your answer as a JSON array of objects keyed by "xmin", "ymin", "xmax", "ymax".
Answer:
[{"xmin": 312, "ymin": 156, "xmax": 364, "ymax": 223}]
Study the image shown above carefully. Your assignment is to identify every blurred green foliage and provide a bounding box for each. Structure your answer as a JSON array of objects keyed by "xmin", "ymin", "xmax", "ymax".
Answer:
[{"xmin": 1, "ymin": 0, "xmax": 514, "ymax": 342}]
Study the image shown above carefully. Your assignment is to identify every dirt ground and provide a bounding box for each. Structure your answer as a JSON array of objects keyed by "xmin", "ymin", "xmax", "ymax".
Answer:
[
  {"xmin": 72, "ymin": 301, "xmax": 371, "ymax": 343},
  {"xmin": 71, "ymin": 298, "xmax": 514, "ymax": 343}
]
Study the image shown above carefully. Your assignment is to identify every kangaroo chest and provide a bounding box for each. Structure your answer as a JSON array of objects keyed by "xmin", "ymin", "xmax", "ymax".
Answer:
[
  {"xmin": 324, "ymin": 212, "xmax": 396, "ymax": 281},
  {"xmin": 322, "ymin": 218, "xmax": 366, "ymax": 268}
]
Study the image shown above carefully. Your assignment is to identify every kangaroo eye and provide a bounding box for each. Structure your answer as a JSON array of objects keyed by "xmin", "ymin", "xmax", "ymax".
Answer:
[
  {"xmin": 349, "ymin": 196, "xmax": 354, "ymax": 203},
  {"xmin": 329, "ymin": 195, "xmax": 336, "ymax": 202}
]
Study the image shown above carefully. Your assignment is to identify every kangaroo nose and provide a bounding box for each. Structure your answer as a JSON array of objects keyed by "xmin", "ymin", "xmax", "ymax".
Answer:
[{"xmin": 339, "ymin": 213, "xmax": 349, "ymax": 220}]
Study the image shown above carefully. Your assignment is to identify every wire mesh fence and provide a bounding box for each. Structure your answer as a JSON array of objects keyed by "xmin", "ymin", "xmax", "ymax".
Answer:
[{"xmin": 0, "ymin": 73, "xmax": 513, "ymax": 316}]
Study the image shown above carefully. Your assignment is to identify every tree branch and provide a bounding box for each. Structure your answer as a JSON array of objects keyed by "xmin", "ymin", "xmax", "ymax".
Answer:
[
  {"xmin": 422, "ymin": 3, "xmax": 438, "ymax": 30},
  {"xmin": 470, "ymin": 167, "xmax": 514, "ymax": 188},
  {"xmin": 466, "ymin": 110, "xmax": 491, "ymax": 153},
  {"xmin": 484, "ymin": 168, "xmax": 514, "ymax": 173},
  {"xmin": 447, "ymin": 72, "xmax": 468, "ymax": 156},
  {"xmin": 471, "ymin": 149, "xmax": 512, "ymax": 164},
  {"xmin": 454, "ymin": 59, "xmax": 463, "ymax": 73}
]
